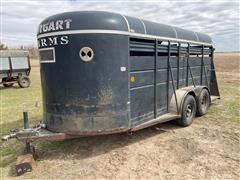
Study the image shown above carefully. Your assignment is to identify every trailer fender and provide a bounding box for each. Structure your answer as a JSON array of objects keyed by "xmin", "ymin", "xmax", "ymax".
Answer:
[{"xmin": 169, "ymin": 86, "xmax": 209, "ymax": 114}]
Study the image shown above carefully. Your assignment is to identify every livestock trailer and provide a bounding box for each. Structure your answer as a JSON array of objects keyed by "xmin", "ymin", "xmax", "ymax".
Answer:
[
  {"xmin": 2, "ymin": 11, "xmax": 220, "ymax": 175},
  {"xmin": 0, "ymin": 50, "xmax": 31, "ymax": 88},
  {"xmin": 36, "ymin": 11, "xmax": 220, "ymax": 134}
]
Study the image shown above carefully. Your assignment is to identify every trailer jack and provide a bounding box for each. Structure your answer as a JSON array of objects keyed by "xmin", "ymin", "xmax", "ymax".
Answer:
[
  {"xmin": 1, "ymin": 111, "xmax": 80, "ymax": 176},
  {"xmin": 15, "ymin": 145, "xmax": 36, "ymax": 176}
]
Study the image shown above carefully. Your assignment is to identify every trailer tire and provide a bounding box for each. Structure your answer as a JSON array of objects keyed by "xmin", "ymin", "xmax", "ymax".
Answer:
[
  {"xmin": 196, "ymin": 89, "xmax": 210, "ymax": 116},
  {"xmin": 18, "ymin": 76, "xmax": 30, "ymax": 88},
  {"xmin": 177, "ymin": 95, "xmax": 196, "ymax": 127}
]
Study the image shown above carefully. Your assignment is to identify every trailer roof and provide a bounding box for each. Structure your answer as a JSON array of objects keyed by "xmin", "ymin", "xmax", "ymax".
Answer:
[{"xmin": 37, "ymin": 11, "xmax": 212, "ymax": 45}]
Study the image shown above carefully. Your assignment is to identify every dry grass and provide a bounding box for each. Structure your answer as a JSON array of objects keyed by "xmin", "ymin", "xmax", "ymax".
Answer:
[
  {"xmin": 214, "ymin": 52, "xmax": 240, "ymax": 73},
  {"xmin": 214, "ymin": 52, "xmax": 240, "ymax": 83}
]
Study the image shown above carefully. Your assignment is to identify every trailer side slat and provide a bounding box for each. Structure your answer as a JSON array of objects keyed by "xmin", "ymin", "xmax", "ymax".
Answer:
[
  {"xmin": 129, "ymin": 36, "xmax": 214, "ymax": 124},
  {"xmin": 168, "ymin": 41, "xmax": 179, "ymax": 113},
  {"xmin": 154, "ymin": 40, "xmax": 158, "ymax": 118}
]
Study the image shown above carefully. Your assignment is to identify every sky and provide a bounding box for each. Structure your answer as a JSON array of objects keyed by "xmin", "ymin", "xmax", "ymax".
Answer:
[{"xmin": 0, "ymin": 0, "xmax": 239, "ymax": 52}]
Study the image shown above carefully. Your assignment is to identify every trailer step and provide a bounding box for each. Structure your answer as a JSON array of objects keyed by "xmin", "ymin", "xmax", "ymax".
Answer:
[{"xmin": 132, "ymin": 113, "xmax": 181, "ymax": 132}]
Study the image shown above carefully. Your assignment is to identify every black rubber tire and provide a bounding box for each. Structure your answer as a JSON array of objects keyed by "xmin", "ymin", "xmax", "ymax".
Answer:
[
  {"xmin": 177, "ymin": 95, "xmax": 196, "ymax": 127},
  {"xmin": 18, "ymin": 76, "xmax": 31, "ymax": 88},
  {"xmin": 196, "ymin": 89, "xmax": 210, "ymax": 116}
]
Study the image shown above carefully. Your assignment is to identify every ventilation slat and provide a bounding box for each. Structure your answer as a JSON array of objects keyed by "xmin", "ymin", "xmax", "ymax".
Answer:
[{"xmin": 130, "ymin": 39, "xmax": 155, "ymax": 52}]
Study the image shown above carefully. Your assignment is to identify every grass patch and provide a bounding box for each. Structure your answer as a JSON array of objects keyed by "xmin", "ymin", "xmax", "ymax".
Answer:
[
  {"xmin": 0, "ymin": 69, "xmax": 42, "ymax": 136},
  {"xmin": 206, "ymin": 82, "xmax": 240, "ymax": 123},
  {"xmin": 0, "ymin": 68, "xmax": 42, "ymax": 177}
]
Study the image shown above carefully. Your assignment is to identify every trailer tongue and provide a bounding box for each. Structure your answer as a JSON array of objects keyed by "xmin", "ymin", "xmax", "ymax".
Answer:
[
  {"xmin": 2, "ymin": 123, "xmax": 81, "ymax": 143},
  {"xmin": 1, "ymin": 111, "xmax": 82, "ymax": 176}
]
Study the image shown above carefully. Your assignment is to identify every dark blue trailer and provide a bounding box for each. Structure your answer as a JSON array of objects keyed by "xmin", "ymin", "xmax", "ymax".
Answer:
[
  {"xmin": 36, "ymin": 11, "xmax": 220, "ymax": 135},
  {"xmin": 2, "ymin": 11, "xmax": 220, "ymax": 175}
]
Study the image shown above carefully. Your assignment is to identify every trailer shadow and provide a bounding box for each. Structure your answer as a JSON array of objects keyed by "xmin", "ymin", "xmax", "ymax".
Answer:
[
  {"xmin": 0, "ymin": 85, "xmax": 21, "ymax": 90},
  {"xmin": 36, "ymin": 120, "xmax": 182, "ymax": 160}
]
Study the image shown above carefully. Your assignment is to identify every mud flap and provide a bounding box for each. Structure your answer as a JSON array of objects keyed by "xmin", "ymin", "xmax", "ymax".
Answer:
[{"xmin": 210, "ymin": 48, "xmax": 220, "ymax": 97}]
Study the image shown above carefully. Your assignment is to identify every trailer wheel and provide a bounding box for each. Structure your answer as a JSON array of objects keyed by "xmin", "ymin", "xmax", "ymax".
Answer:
[
  {"xmin": 177, "ymin": 95, "xmax": 196, "ymax": 127},
  {"xmin": 18, "ymin": 76, "xmax": 30, "ymax": 88},
  {"xmin": 196, "ymin": 89, "xmax": 210, "ymax": 116}
]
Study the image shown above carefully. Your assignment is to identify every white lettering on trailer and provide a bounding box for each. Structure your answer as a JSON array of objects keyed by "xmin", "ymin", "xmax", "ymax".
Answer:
[
  {"xmin": 65, "ymin": 19, "xmax": 72, "ymax": 29},
  {"xmin": 55, "ymin": 20, "xmax": 63, "ymax": 30},
  {"xmin": 38, "ymin": 36, "xmax": 69, "ymax": 48},
  {"xmin": 48, "ymin": 37, "xmax": 58, "ymax": 46},
  {"xmin": 39, "ymin": 19, "xmax": 72, "ymax": 33},
  {"xmin": 60, "ymin": 36, "xmax": 69, "ymax": 45},
  {"xmin": 40, "ymin": 39, "xmax": 47, "ymax": 47},
  {"xmin": 42, "ymin": 24, "xmax": 48, "ymax": 33},
  {"xmin": 48, "ymin": 21, "xmax": 56, "ymax": 31}
]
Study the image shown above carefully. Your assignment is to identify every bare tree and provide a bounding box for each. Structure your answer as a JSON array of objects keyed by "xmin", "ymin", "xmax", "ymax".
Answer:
[
  {"xmin": 0, "ymin": 41, "xmax": 8, "ymax": 50},
  {"xmin": 26, "ymin": 46, "xmax": 38, "ymax": 59},
  {"xmin": 13, "ymin": 45, "xmax": 39, "ymax": 59}
]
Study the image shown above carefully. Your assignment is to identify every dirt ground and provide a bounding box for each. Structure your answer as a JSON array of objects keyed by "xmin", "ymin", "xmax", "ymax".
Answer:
[
  {"xmin": 1, "ymin": 52, "xmax": 239, "ymax": 179},
  {"xmin": 35, "ymin": 119, "xmax": 238, "ymax": 180}
]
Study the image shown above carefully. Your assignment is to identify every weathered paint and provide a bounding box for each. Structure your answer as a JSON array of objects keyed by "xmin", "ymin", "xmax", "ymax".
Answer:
[{"xmin": 37, "ymin": 11, "xmax": 219, "ymax": 135}]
